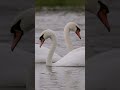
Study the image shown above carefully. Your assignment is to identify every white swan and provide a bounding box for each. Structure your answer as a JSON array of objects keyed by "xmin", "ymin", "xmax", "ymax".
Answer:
[
  {"xmin": 35, "ymin": 44, "xmax": 61, "ymax": 63},
  {"xmin": 64, "ymin": 22, "xmax": 84, "ymax": 51},
  {"xmin": 9, "ymin": 8, "xmax": 34, "ymax": 90},
  {"xmin": 86, "ymin": 49, "xmax": 120, "ymax": 89},
  {"xmin": 10, "ymin": 8, "xmax": 34, "ymax": 52},
  {"xmin": 39, "ymin": 28, "xmax": 85, "ymax": 66},
  {"xmin": 86, "ymin": 0, "xmax": 111, "ymax": 32}
]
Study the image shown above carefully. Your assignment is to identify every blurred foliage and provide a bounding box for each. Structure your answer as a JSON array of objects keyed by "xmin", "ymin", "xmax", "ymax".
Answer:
[{"xmin": 35, "ymin": 0, "xmax": 85, "ymax": 8}]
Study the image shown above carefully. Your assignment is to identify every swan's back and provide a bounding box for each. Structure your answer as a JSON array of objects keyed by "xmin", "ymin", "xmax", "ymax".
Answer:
[
  {"xmin": 53, "ymin": 47, "xmax": 85, "ymax": 66},
  {"xmin": 35, "ymin": 44, "xmax": 61, "ymax": 63}
]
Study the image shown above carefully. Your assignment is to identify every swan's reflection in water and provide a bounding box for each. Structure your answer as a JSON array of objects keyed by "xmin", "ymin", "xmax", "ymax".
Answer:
[{"xmin": 35, "ymin": 63, "xmax": 85, "ymax": 90}]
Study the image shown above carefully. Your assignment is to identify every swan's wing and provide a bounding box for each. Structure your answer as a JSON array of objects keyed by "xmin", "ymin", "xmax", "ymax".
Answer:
[
  {"xmin": 35, "ymin": 44, "xmax": 61, "ymax": 63},
  {"xmin": 54, "ymin": 47, "xmax": 85, "ymax": 66}
]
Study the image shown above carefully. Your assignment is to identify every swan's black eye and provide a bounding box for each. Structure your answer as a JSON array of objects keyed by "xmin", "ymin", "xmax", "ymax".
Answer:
[{"xmin": 39, "ymin": 34, "xmax": 44, "ymax": 41}]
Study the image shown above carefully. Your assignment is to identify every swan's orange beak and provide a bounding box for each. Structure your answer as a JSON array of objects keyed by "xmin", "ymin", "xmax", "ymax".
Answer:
[
  {"xmin": 40, "ymin": 39, "xmax": 45, "ymax": 48},
  {"xmin": 97, "ymin": 9, "xmax": 110, "ymax": 32},
  {"xmin": 76, "ymin": 29, "xmax": 81, "ymax": 39},
  {"xmin": 97, "ymin": 0, "xmax": 110, "ymax": 32},
  {"xmin": 11, "ymin": 31, "xmax": 23, "ymax": 51}
]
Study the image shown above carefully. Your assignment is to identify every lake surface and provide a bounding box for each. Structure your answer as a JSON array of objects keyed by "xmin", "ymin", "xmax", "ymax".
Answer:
[
  {"xmin": 35, "ymin": 10, "xmax": 85, "ymax": 90},
  {"xmin": 35, "ymin": 64, "xmax": 85, "ymax": 90}
]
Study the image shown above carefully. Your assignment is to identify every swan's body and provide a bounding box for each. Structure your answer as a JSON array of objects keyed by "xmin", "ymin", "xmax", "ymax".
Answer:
[
  {"xmin": 86, "ymin": 49, "xmax": 120, "ymax": 89},
  {"xmin": 35, "ymin": 44, "xmax": 61, "ymax": 63},
  {"xmin": 52, "ymin": 47, "xmax": 85, "ymax": 66},
  {"xmin": 9, "ymin": 8, "xmax": 34, "ymax": 90},
  {"xmin": 39, "ymin": 23, "xmax": 85, "ymax": 66}
]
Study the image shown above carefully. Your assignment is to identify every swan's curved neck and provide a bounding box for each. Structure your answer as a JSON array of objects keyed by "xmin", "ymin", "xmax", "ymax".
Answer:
[
  {"xmin": 64, "ymin": 27, "xmax": 73, "ymax": 51},
  {"xmin": 46, "ymin": 35, "xmax": 57, "ymax": 66}
]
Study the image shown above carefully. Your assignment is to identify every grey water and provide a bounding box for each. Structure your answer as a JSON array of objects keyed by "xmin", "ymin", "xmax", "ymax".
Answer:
[
  {"xmin": 35, "ymin": 64, "xmax": 85, "ymax": 90},
  {"xmin": 35, "ymin": 10, "xmax": 85, "ymax": 90}
]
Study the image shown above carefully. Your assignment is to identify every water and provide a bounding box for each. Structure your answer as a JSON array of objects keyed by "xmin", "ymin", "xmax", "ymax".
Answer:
[
  {"xmin": 35, "ymin": 64, "xmax": 85, "ymax": 90},
  {"xmin": 35, "ymin": 11, "xmax": 85, "ymax": 90}
]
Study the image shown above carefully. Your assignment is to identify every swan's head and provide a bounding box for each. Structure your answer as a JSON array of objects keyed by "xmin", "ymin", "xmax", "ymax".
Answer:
[
  {"xmin": 65, "ymin": 22, "xmax": 81, "ymax": 39},
  {"xmin": 97, "ymin": 0, "xmax": 110, "ymax": 32},
  {"xmin": 75, "ymin": 26, "xmax": 81, "ymax": 39},
  {"xmin": 10, "ymin": 19, "xmax": 24, "ymax": 51},
  {"xmin": 39, "ymin": 29, "xmax": 56, "ymax": 47}
]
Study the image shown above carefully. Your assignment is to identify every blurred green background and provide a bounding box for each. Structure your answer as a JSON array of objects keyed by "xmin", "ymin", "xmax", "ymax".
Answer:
[{"xmin": 35, "ymin": 0, "xmax": 85, "ymax": 9}]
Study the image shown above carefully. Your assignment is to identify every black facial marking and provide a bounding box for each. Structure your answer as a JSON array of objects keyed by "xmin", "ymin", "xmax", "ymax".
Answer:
[
  {"xmin": 98, "ymin": 0, "xmax": 109, "ymax": 13},
  {"xmin": 11, "ymin": 19, "xmax": 22, "ymax": 33},
  {"xmin": 39, "ymin": 34, "xmax": 44, "ymax": 41},
  {"xmin": 76, "ymin": 26, "xmax": 80, "ymax": 31}
]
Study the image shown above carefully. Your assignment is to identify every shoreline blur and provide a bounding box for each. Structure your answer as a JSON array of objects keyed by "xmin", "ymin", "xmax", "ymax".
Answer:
[{"xmin": 35, "ymin": 0, "xmax": 85, "ymax": 11}]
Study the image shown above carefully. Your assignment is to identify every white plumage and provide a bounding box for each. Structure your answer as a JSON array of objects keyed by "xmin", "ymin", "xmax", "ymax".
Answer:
[{"xmin": 39, "ymin": 26, "xmax": 85, "ymax": 66}]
